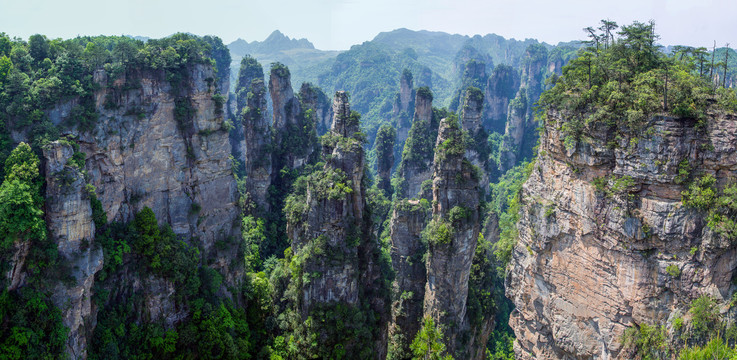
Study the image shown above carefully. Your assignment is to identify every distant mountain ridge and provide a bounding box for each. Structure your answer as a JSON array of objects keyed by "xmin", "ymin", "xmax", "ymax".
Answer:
[{"xmin": 229, "ymin": 30, "xmax": 315, "ymax": 55}]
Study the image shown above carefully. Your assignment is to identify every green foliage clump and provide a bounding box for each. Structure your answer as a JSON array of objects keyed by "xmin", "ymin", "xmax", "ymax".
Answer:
[
  {"xmin": 422, "ymin": 218, "xmax": 453, "ymax": 246},
  {"xmin": 0, "ymin": 143, "xmax": 45, "ymax": 253},
  {"xmin": 682, "ymin": 175, "xmax": 737, "ymax": 240},
  {"xmin": 539, "ymin": 20, "xmax": 737, "ymax": 150},
  {"xmin": 435, "ymin": 114, "xmax": 466, "ymax": 162},
  {"xmin": 490, "ymin": 161, "xmax": 534, "ymax": 275},
  {"xmin": 0, "ymin": 288, "xmax": 69, "ymax": 359},
  {"xmin": 623, "ymin": 323, "xmax": 669, "ymax": 360},
  {"xmin": 666, "ymin": 264, "xmax": 681, "ymax": 278},
  {"xmin": 410, "ymin": 317, "xmax": 454, "ymax": 360},
  {"xmin": 284, "ymin": 166, "xmax": 353, "ymax": 224}
]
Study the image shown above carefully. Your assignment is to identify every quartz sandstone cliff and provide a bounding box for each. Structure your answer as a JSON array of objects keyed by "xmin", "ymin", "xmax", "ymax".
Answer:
[
  {"xmin": 44, "ymin": 141, "xmax": 103, "ymax": 360},
  {"xmin": 507, "ymin": 112, "xmax": 737, "ymax": 359},
  {"xmin": 424, "ymin": 116, "xmax": 481, "ymax": 356}
]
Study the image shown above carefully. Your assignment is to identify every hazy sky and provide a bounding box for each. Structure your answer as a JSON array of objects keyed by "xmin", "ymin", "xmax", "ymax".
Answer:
[{"xmin": 1, "ymin": 0, "xmax": 735, "ymax": 50}]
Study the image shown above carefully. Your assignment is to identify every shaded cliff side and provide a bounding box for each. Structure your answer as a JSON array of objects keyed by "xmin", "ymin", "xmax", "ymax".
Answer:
[{"xmin": 508, "ymin": 110, "xmax": 737, "ymax": 359}]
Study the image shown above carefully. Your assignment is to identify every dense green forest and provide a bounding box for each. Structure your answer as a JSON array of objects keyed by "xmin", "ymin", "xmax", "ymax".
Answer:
[{"xmin": 1, "ymin": 19, "xmax": 737, "ymax": 360}]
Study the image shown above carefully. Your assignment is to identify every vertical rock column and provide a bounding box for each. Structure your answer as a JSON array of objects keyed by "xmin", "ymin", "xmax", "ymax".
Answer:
[
  {"xmin": 270, "ymin": 63, "xmax": 314, "ymax": 170},
  {"xmin": 374, "ymin": 124, "xmax": 396, "ymax": 195},
  {"xmin": 387, "ymin": 199, "xmax": 430, "ymax": 358},
  {"xmin": 394, "ymin": 69, "xmax": 415, "ymax": 151},
  {"xmin": 44, "ymin": 141, "xmax": 103, "ymax": 360},
  {"xmin": 423, "ymin": 116, "xmax": 481, "ymax": 354},
  {"xmin": 395, "ymin": 87, "xmax": 436, "ymax": 199},
  {"xmin": 460, "ymin": 87, "xmax": 490, "ymax": 196},
  {"xmin": 236, "ymin": 57, "xmax": 272, "ymax": 210}
]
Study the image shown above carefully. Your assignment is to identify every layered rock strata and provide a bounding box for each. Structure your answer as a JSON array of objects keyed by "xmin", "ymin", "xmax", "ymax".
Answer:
[{"xmin": 507, "ymin": 112, "xmax": 737, "ymax": 359}]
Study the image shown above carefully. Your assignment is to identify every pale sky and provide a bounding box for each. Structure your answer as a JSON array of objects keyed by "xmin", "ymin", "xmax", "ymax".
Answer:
[{"xmin": 1, "ymin": 0, "xmax": 735, "ymax": 50}]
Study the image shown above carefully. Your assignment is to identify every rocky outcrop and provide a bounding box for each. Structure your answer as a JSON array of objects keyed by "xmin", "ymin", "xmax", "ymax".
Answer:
[
  {"xmin": 374, "ymin": 124, "xmax": 396, "ymax": 195},
  {"xmin": 236, "ymin": 57, "xmax": 272, "ymax": 210},
  {"xmin": 393, "ymin": 70, "xmax": 415, "ymax": 167},
  {"xmin": 395, "ymin": 88, "xmax": 436, "ymax": 199},
  {"xmin": 285, "ymin": 91, "xmax": 388, "ymax": 357},
  {"xmin": 460, "ymin": 88, "xmax": 490, "ymax": 196},
  {"xmin": 387, "ymin": 199, "xmax": 430, "ymax": 358},
  {"xmin": 424, "ymin": 116, "xmax": 481, "ymax": 355},
  {"xmin": 270, "ymin": 64, "xmax": 316, "ymax": 171},
  {"xmin": 44, "ymin": 141, "xmax": 103, "ymax": 360},
  {"xmin": 80, "ymin": 65, "xmax": 240, "ymax": 253},
  {"xmin": 485, "ymin": 64, "xmax": 520, "ymax": 133},
  {"xmin": 299, "ymin": 82, "xmax": 333, "ymax": 136},
  {"xmin": 499, "ymin": 44, "xmax": 549, "ymax": 174},
  {"xmin": 499, "ymin": 89, "xmax": 528, "ymax": 173},
  {"xmin": 507, "ymin": 112, "xmax": 737, "ymax": 359},
  {"xmin": 287, "ymin": 91, "xmax": 367, "ymax": 311}
]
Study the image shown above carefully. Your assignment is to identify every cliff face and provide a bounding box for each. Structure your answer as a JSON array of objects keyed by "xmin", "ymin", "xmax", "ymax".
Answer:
[
  {"xmin": 44, "ymin": 141, "xmax": 103, "ymax": 360},
  {"xmin": 387, "ymin": 199, "xmax": 430, "ymax": 358},
  {"xmin": 424, "ymin": 116, "xmax": 481, "ymax": 355},
  {"xmin": 236, "ymin": 60, "xmax": 272, "ymax": 210},
  {"xmin": 284, "ymin": 91, "xmax": 388, "ymax": 357},
  {"xmin": 80, "ymin": 65, "xmax": 239, "ymax": 252},
  {"xmin": 484, "ymin": 65, "xmax": 520, "ymax": 133},
  {"xmin": 498, "ymin": 45, "xmax": 548, "ymax": 174},
  {"xmin": 396, "ymin": 89, "xmax": 436, "ymax": 199},
  {"xmin": 270, "ymin": 65, "xmax": 316, "ymax": 171},
  {"xmin": 460, "ymin": 89, "xmax": 490, "ymax": 196},
  {"xmin": 393, "ymin": 71, "xmax": 415, "ymax": 167},
  {"xmin": 299, "ymin": 82, "xmax": 333, "ymax": 136},
  {"xmin": 507, "ymin": 112, "xmax": 737, "ymax": 359},
  {"xmin": 287, "ymin": 91, "xmax": 366, "ymax": 310}
]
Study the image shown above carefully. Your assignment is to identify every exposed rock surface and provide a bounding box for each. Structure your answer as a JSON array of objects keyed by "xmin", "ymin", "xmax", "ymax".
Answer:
[
  {"xmin": 387, "ymin": 199, "xmax": 430, "ymax": 358},
  {"xmin": 507, "ymin": 112, "xmax": 737, "ymax": 359},
  {"xmin": 499, "ymin": 89, "xmax": 528, "ymax": 173},
  {"xmin": 44, "ymin": 141, "xmax": 103, "ymax": 360},
  {"xmin": 460, "ymin": 88, "xmax": 490, "ymax": 196},
  {"xmin": 396, "ymin": 89, "xmax": 436, "ymax": 199},
  {"xmin": 499, "ymin": 45, "xmax": 548, "ymax": 174},
  {"xmin": 299, "ymin": 82, "xmax": 333, "ymax": 136},
  {"xmin": 424, "ymin": 116, "xmax": 481, "ymax": 355},
  {"xmin": 484, "ymin": 65, "xmax": 520, "ymax": 133},
  {"xmin": 270, "ymin": 65, "xmax": 316, "ymax": 171},
  {"xmin": 80, "ymin": 65, "xmax": 239, "ymax": 253},
  {"xmin": 236, "ymin": 59, "xmax": 272, "ymax": 210},
  {"xmin": 394, "ymin": 70, "xmax": 415, "ymax": 153}
]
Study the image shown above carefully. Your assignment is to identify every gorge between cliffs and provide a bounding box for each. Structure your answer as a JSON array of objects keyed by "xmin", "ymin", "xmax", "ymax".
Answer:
[{"xmin": 1, "ymin": 20, "xmax": 737, "ymax": 360}]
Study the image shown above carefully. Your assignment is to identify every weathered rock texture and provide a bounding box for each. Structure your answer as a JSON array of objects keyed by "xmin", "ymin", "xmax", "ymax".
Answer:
[
  {"xmin": 499, "ymin": 44, "xmax": 548, "ymax": 174},
  {"xmin": 44, "ymin": 141, "xmax": 103, "ymax": 360},
  {"xmin": 460, "ymin": 88, "xmax": 490, "ymax": 197},
  {"xmin": 374, "ymin": 125, "xmax": 396, "ymax": 195},
  {"xmin": 285, "ymin": 91, "xmax": 389, "ymax": 357},
  {"xmin": 395, "ymin": 89, "xmax": 436, "ymax": 199},
  {"xmin": 484, "ymin": 64, "xmax": 520, "ymax": 133},
  {"xmin": 507, "ymin": 112, "xmax": 737, "ymax": 359},
  {"xmin": 387, "ymin": 199, "xmax": 430, "ymax": 358},
  {"xmin": 299, "ymin": 82, "xmax": 333, "ymax": 136},
  {"xmin": 81, "ymin": 65, "xmax": 239, "ymax": 253},
  {"xmin": 424, "ymin": 116, "xmax": 481, "ymax": 355},
  {"xmin": 394, "ymin": 70, "xmax": 415, "ymax": 155},
  {"xmin": 270, "ymin": 65, "xmax": 315, "ymax": 170},
  {"xmin": 236, "ymin": 58, "xmax": 272, "ymax": 210},
  {"xmin": 287, "ymin": 91, "xmax": 367, "ymax": 311}
]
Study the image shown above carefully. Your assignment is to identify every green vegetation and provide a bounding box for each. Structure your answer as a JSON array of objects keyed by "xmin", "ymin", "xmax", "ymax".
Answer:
[
  {"xmin": 539, "ymin": 21, "xmax": 737, "ymax": 150},
  {"xmin": 622, "ymin": 294, "xmax": 737, "ymax": 358},
  {"xmin": 0, "ymin": 143, "xmax": 68, "ymax": 359},
  {"xmin": 0, "ymin": 32, "xmax": 229, "ymax": 181},
  {"xmin": 666, "ymin": 264, "xmax": 681, "ymax": 278},
  {"xmin": 682, "ymin": 174, "xmax": 737, "ymax": 240},
  {"xmin": 410, "ymin": 317, "xmax": 454, "ymax": 360},
  {"xmin": 489, "ymin": 161, "xmax": 535, "ymax": 275}
]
